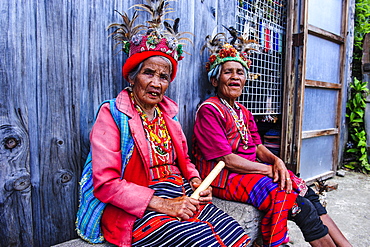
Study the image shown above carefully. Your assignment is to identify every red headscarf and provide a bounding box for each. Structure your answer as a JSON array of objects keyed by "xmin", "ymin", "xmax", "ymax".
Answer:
[{"xmin": 122, "ymin": 51, "xmax": 178, "ymax": 82}]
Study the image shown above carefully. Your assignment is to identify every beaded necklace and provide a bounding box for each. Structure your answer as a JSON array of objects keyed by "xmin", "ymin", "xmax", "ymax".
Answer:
[
  {"xmin": 130, "ymin": 92, "xmax": 172, "ymax": 163},
  {"xmin": 220, "ymin": 97, "xmax": 249, "ymax": 150}
]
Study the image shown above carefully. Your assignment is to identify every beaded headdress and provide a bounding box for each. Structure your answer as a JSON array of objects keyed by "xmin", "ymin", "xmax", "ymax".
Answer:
[
  {"xmin": 202, "ymin": 26, "xmax": 258, "ymax": 76},
  {"xmin": 108, "ymin": 0, "xmax": 192, "ymax": 81}
]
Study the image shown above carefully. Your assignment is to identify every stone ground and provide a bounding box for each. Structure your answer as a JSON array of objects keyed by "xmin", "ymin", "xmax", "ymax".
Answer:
[{"xmin": 286, "ymin": 170, "xmax": 370, "ymax": 247}]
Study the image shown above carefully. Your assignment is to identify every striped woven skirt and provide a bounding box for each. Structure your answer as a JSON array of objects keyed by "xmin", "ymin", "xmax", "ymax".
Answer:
[
  {"xmin": 213, "ymin": 174, "xmax": 298, "ymax": 247},
  {"xmin": 132, "ymin": 174, "xmax": 250, "ymax": 247}
]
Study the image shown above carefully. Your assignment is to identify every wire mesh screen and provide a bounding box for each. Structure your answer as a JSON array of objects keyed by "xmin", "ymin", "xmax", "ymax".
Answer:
[{"xmin": 236, "ymin": 0, "xmax": 287, "ymax": 116}]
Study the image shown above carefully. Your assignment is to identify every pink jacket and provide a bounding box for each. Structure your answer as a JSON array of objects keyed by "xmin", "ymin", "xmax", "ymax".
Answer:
[{"xmin": 90, "ymin": 89, "xmax": 199, "ymax": 247}]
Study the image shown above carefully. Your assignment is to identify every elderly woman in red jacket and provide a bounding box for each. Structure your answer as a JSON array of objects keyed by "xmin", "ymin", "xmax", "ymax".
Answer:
[
  {"xmin": 193, "ymin": 30, "xmax": 352, "ymax": 247},
  {"xmin": 76, "ymin": 3, "xmax": 250, "ymax": 247}
]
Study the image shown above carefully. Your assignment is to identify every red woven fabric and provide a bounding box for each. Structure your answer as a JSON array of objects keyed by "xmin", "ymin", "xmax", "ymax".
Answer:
[{"xmin": 213, "ymin": 173, "xmax": 298, "ymax": 247}]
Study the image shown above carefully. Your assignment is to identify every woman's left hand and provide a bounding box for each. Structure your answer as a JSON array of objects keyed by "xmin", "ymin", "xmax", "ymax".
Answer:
[
  {"xmin": 272, "ymin": 158, "xmax": 293, "ymax": 193},
  {"xmin": 190, "ymin": 177, "xmax": 213, "ymax": 203}
]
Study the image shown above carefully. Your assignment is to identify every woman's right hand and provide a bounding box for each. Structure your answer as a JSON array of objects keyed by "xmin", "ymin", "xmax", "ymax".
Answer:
[{"xmin": 147, "ymin": 195, "xmax": 200, "ymax": 220}]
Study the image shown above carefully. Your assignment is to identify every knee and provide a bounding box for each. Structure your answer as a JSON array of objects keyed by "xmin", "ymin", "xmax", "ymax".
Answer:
[
  {"xmin": 290, "ymin": 196, "xmax": 328, "ymax": 242},
  {"xmin": 304, "ymin": 186, "xmax": 327, "ymax": 215}
]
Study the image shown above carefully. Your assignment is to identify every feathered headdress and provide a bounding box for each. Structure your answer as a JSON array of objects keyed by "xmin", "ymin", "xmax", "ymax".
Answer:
[
  {"xmin": 202, "ymin": 25, "xmax": 258, "ymax": 73},
  {"xmin": 107, "ymin": 0, "xmax": 193, "ymax": 81}
]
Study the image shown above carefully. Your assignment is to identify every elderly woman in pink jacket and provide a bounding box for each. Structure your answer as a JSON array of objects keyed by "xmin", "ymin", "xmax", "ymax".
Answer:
[{"xmin": 76, "ymin": 2, "xmax": 250, "ymax": 247}]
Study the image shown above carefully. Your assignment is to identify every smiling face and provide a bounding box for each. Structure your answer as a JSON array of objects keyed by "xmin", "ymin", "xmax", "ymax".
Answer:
[
  {"xmin": 211, "ymin": 61, "xmax": 247, "ymax": 106},
  {"xmin": 129, "ymin": 56, "xmax": 171, "ymax": 114}
]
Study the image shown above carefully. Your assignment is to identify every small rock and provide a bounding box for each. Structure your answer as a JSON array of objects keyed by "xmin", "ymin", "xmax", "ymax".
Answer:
[{"xmin": 336, "ymin": 170, "xmax": 346, "ymax": 177}]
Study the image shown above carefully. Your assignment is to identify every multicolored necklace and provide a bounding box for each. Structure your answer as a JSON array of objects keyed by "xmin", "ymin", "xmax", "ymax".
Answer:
[
  {"xmin": 220, "ymin": 97, "xmax": 249, "ymax": 150},
  {"xmin": 130, "ymin": 92, "xmax": 173, "ymax": 163}
]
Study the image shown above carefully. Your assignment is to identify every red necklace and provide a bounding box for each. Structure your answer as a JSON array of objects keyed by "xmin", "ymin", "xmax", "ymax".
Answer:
[{"xmin": 130, "ymin": 92, "xmax": 173, "ymax": 162}]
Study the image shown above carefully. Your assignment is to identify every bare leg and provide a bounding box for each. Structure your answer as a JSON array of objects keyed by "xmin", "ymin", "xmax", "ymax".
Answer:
[
  {"xmin": 320, "ymin": 214, "xmax": 352, "ymax": 247},
  {"xmin": 309, "ymin": 234, "xmax": 336, "ymax": 247}
]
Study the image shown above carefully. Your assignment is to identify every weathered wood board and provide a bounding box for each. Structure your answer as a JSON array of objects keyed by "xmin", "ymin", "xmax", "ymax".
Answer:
[{"xmin": 0, "ymin": 0, "xmax": 239, "ymax": 246}]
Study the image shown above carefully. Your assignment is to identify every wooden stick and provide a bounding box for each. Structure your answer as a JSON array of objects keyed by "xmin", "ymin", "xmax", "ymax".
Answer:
[
  {"xmin": 176, "ymin": 161, "xmax": 226, "ymax": 221},
  {"xmin": 190, "ymin": 161, "xmax": 225, "ymax": 199}
]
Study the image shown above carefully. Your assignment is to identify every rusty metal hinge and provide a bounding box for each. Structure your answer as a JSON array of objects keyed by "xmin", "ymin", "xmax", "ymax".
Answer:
[{"xmin": 292, "ymin": 33, "xmax": 304, "ymax": 47}]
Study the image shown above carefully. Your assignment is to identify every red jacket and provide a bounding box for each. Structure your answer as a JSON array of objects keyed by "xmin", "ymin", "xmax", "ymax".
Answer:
[{"xmin": 91, "ymin": 89, "xmax": 199, "ymax": 247}]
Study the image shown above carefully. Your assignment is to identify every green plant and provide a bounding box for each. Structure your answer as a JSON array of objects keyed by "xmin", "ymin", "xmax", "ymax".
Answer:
[
  {"xmin": 354, "ymin": 1, "xmax": 370, "ymax": 49},
  {"xmin": 352, "ymin": 0, "xmax": 370, "ymax": 79},
  {"xmin": 345, "ymin": 78, "xmax": 370, "ymax": 173},
  {"xmin": 345, "ymin": 0, "xmax": 370, "ymax": 173}
]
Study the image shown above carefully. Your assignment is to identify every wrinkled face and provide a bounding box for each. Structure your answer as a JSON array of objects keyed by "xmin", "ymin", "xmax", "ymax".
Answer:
[
  {"xmin": 211, "ymin": 61, "xmax": 247, "ymax": 101},
  {"xmin": 129, "ymin": 56, "xmax": 171, "ymax": 111}
]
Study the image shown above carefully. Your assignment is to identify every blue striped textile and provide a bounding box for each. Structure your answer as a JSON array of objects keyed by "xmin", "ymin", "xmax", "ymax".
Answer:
[
  {"xmin": 75, "ymin": 99, "xmax": 134, "ymax": 243},
  {"xmin": 132, "ymin": 175, "xmax": 250, "ymax": 247}
]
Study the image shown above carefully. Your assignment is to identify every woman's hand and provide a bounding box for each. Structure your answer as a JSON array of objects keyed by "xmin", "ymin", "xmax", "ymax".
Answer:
[
  {"xmin": 147, "ymin": 195, "xmax": 200, "ymax": 220},
  {"xmin": 190, "ymin": 177, "xmax": 213, "ymax": 203},
  {"xmin": 255, "ymin": 144, "xmax": 292, "ymax": 193},
  {"xmin": 272, "ymin": 158, "xmax": 292, "ymax": 193}
]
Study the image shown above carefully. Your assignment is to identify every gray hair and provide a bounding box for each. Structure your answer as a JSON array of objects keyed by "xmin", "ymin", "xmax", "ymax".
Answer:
[
  {"xmin": 128, "ymin": 55, "xmax": 173, "ymax": 82},
  {"xmin": 209, "ymin": 63, "xmax": 248, "ymax": 82}
]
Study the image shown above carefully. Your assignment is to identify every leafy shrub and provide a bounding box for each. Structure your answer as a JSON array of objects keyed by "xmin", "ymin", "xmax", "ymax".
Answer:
[
  {"xmin": 344, "ymin": 0, "xmax": 370, "ymax": 173},
  {"xmin": 345, "ymin": 78, "xmax": 370, "ymax": 173}
]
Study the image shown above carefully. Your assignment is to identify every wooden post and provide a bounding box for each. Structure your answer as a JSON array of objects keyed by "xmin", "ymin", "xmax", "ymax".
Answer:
[
  {"xmin": 362, "ymin": 33, "xmax": 370, "ymax": 87},
  {"xmin": 363, "ymin": 33, "xmax": 370, "ymax": 158}
]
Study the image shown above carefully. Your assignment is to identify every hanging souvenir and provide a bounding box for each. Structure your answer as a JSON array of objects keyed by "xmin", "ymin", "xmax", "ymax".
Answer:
[
  {"xmin": 264, "ymin": 23, "xmax": 271, "ymax": 52},
  {"xmin": 243, "ymin": 22, "xmax": 251, "ymax": 40},
  {"xmin": 273, "ymin": 24, "xmax": 279, "ymax": 51},
  {"xmin": 259, "ymin": 20, "xmax": 264, "ymax": 47},
  {"xmin": 278, "ymin": 27, "xmax": 283, "ymax": 53}
]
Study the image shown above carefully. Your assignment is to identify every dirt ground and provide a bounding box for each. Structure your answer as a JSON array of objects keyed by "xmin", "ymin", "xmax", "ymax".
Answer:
[{"xmin": 286, "ymin": 170, "xmax": 370, "ymax": 246}]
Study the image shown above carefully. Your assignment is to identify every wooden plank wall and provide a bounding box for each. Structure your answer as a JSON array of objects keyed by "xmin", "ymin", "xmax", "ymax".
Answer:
[{"xmin": 0, "ymin": 0, "xmax": 237, "ymax": 246}]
